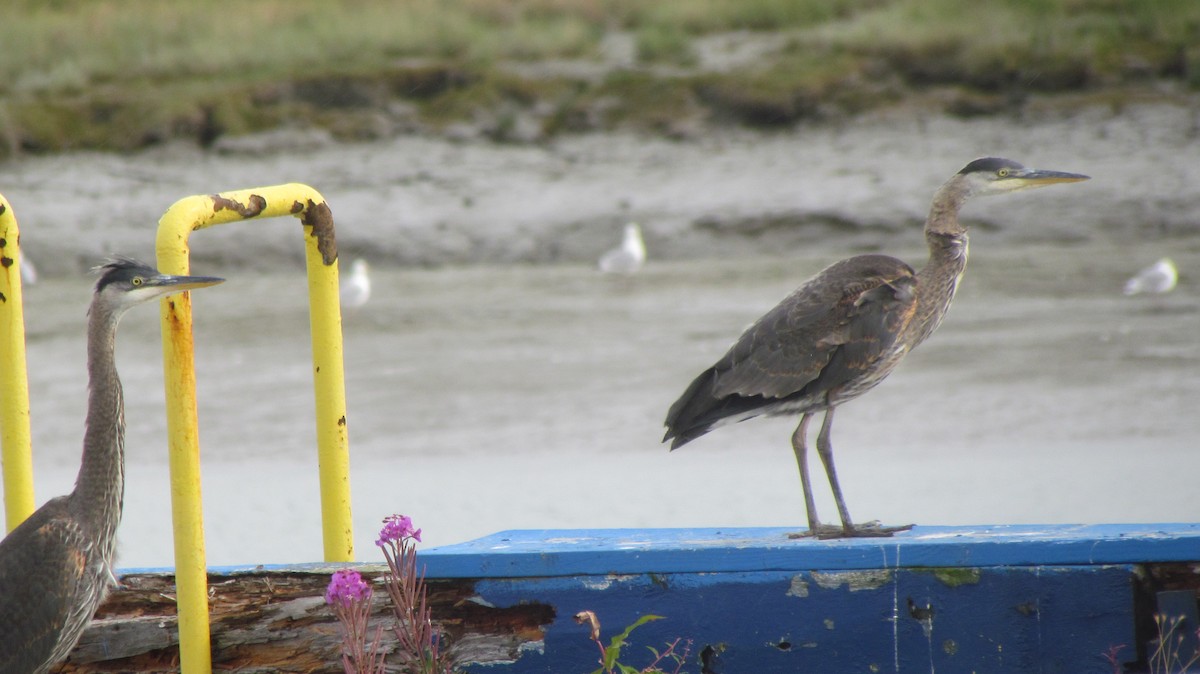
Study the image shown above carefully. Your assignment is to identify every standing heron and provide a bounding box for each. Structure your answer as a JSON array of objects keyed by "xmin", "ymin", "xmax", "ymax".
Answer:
[
  {"xmin": 663, "ymin": 158, "xmax": 1088, "ymax": 539},
  {"xmin": 0, "ymin": 258, "xmax": 223, "ymax": 673}
]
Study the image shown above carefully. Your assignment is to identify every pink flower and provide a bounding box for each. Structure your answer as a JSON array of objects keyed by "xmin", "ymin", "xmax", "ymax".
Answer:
[
  {"xmin": 376, "ymin": 514, "xmax": 422, "ymax": 547},
  {"xmin": 325, "ymin": 568, "xmax": 372, "ymax": 606}
]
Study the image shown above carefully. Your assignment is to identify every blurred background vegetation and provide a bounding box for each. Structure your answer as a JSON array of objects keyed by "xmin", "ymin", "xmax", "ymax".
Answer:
[{"xmin": 1, "ymin": 0, "xmax": 1198, "ymax": 156}]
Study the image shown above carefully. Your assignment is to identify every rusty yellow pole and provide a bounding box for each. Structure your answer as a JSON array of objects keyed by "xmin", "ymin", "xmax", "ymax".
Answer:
[
  {"xmin": 156, "ymin": 184, "xmax": 351, "ymax": 673},
  {"xmin": 155, "ymin": 211, "xmax": 213, "ymax": 674},
  {"xmin": 298, "ymin": 200, "xmax": 355, "ymax": 562},
  {"xmin": 0, "ymin": 194, "xmax": 35, "ymax": 532}
]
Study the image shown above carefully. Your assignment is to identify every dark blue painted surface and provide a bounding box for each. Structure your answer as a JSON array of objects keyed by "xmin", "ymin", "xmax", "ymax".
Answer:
[
  {"xmin": 412, "ymin": 525, "xmax": 1190, "ymax": 672},
  {"xmin": 460, "ymin": 565, "xmax": 1135, "ymax": 673}
]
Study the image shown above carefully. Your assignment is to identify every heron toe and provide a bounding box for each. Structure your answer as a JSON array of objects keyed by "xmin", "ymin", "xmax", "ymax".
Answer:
[
  {"xmin": 788, "ymin": 521, "xmax": 914, "ymax": 540},
  {"xmin": 834, "ymin": 521, "xmax": 915, "ymax": 539}
]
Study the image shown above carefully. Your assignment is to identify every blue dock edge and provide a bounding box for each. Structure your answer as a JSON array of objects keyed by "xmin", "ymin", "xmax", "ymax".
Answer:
[
  {"xmin": 178, "ymin": 523, "xmax": 1200, "ymax": 672},
  {"xmin": 405, "ymin": 523, "xmax": 1199, "ymax": 673}
]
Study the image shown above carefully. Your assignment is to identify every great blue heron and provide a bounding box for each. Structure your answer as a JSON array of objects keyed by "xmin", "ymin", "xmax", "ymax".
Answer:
[
  {"xmin": 599, "ymin": 223, "xmax": 646, "ymax": 274},
  {"xmin": 0, "ymin": 258, "xmax": 223, "ymax": 673},
  {"xmin": 663, "ymin": 158, "xmax": 1089, "ymax": 539}
]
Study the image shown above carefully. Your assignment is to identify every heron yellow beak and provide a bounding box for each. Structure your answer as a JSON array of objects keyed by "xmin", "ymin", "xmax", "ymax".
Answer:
[
  {"xmin": 147, "ymin": 273, "xmax": 225, "ymax": 295},
  {"xmin": 1012, "ymin": 168, "xmax": 1091, "ymax": 186}
]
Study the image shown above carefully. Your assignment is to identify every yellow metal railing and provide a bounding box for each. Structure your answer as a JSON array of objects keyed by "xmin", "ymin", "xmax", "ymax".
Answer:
[
  {"xmin": 0, "ymin": 193, "xmax": 35, "ymax": 533},
  {"xmin": 156, "ymin": 184, "xmax": 352, "ymax": 673}
]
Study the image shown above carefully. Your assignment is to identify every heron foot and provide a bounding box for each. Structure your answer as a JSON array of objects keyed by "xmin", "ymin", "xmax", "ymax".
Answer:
[
  {"xmin": 787, "ymin": 523, "xmax": 846, "ymax": 539},
  {"xmin": 835, "ymin": 521, "xmax": 915, "ymax": 539},
  {"xmin": 788, "ymin": 520, "xmax": 914, "ymax": 540}
]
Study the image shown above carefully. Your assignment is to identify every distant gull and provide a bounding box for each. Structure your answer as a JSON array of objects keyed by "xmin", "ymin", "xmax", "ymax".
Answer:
[
  {"xmin": 19, "ymin": 254, "xmax": 36, "ymax": 285},
  {"xmin": 598, "ymin": 223, "xmax": 646, "ymax": 274},
  {"xmin": 340, "ymin": 258, "xmax": 371, "ymax": 309},
  {"xmin": 1123, "ymin": 258, "xmax": 1177, "ymax": 296}
]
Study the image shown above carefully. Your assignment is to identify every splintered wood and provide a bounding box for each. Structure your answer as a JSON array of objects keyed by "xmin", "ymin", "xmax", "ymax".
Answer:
[{"xmin": 58, "ymin": 568, "xmax": 554, "ymax": 673}]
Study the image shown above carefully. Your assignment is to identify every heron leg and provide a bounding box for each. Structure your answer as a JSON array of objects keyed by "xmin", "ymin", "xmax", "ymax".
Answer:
[
  {"xmin": 816, "ymin": 407, "xmax": 915, "ymax": 539},
  {"xmin": 815, "ymin": 407, "xmax": 855, "ymax": 533},
  {"xmin": 790, "ymin": 413, "xmax": 821, "ymax": 532}
]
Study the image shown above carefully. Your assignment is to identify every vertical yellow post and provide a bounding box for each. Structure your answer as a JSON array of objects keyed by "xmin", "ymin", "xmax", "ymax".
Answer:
[
  {"xmin": 156, "ymin": 185, "xmax": 352, "ymax": 672},
  {"xmin": 0, "ymin": 194, "xmax": 35, "ymax": 532},
  {"xmin": 300, "ymin": 202, "xmax": 354, "ymax": 561},
  {"xmin": 156, "ymin": 202, "xmax": 215, "ymax": 674}
]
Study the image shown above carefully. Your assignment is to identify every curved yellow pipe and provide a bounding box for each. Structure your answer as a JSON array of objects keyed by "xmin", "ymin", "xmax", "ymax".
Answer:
[{"xmin": 156, "ymin": 184, "xmax": 352, "ymax": 673}]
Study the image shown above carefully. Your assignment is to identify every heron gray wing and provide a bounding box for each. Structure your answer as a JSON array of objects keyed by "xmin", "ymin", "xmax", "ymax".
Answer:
[
  {"xmin": 711, "ymin": 255, "xmax": 917, "ymax": 400},
  {"xmin": 806, "ymin": 272, "xmax": 918, "ymax": 400},
  {"xmin": 0, "ymin": 500, "xmax": 90, "ymax": 674}
]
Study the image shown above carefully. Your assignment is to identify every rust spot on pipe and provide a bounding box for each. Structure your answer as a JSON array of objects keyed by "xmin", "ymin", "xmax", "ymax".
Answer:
[
  {"xmin": 0, "ymin": 257, "xmax": 11, "ymax": 269},
  {"xmin": 337, "ymin": 416, "xmax": 346, "ymax": 426},
  {"xmin": 0, "ymin": 238, "xmax": 6, "ymax": 247},
  {"xmin": 300, "ymin": 199, "xmax": 338, "ymax": 265},
  {"xmin": 0, "ymin": 204, "xmax": 6, "ymax": 216},
  {"xmin": 0, "ymin": 292, "xmax": 7, "ymax": 303},
  {"xmin": 212, "ymin": 194, "xmax": 267, "ymax": 218},
  {"xmin": 290, "ymin": 200, "xmax": 304, "ymax": 214}
]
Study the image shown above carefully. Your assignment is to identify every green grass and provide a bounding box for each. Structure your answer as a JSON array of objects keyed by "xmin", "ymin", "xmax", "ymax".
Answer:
[{"xmin": 1, "ymin": 0, "xmax": 1198, "ymax": 155}]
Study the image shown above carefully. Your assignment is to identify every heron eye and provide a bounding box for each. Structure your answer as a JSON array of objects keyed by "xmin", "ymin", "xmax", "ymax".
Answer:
[
  {"xmin": 131, "ymin": 277, "xmax": 144, "ymax": 286},
  {"xmin": 997, "ymin": 168, "xmax": 1011, "ymax": 178}
]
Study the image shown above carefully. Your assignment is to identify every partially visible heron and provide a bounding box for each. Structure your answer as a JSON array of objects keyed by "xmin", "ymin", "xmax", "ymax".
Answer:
[
  {"xmin": 1123, "ymin": 257, "xmax": 1177, "ymax": 296},
  {"xmin": 340, "ymin": 258, "xmax": 371, "ymax": 310},
  {"xmin": 598, "ymin": 222, "xmax": 646, "ymax": 274},
  {"xmin": 663, "ymin": 158, "xmax": 1089, "ymax": 539},
  {"xmin": 0, "ymin": 258, "xmax": 223, "ymax": 673}
]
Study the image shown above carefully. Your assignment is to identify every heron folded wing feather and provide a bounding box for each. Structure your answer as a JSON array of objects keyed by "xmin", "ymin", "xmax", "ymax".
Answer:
[
  {"xmin": 0, "ymin": 502, "xmax": 89, "ymax": 673},
  {"xmin": 711, "ymin": 256, "xmax": 915, "ymax": 400},
  {"xmin": 807, "ymin": 272, "xmax": 918, "ymax": 399}
]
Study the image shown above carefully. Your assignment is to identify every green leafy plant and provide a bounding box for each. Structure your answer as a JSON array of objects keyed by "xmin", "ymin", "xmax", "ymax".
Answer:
[{"xmin": 574, "ymin": 610, "xmax": 691, "ymax": 674}]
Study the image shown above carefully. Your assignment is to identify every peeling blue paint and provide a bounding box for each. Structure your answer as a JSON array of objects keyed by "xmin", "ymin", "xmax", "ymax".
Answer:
[
  {"xmin": 415, "ymin": 523, "xmax": 1200, "ymax": 579},
  {"xmin": 455, "ymin": 564, "xmax": 1134, "ymax": 672}
]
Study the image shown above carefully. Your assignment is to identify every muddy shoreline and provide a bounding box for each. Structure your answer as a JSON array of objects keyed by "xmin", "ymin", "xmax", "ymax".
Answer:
[{"xmin": 1, "ymin": 98, "xmax": 1198, "ymax": 278}]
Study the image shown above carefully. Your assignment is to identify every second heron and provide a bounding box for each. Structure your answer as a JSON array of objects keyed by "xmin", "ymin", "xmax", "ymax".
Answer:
[{"xmin": 663, "ymin": 158, "xmax": 1089, "ymax": 539}]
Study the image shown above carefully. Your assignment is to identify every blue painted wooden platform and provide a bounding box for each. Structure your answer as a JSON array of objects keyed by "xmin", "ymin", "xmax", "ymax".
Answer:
[{"xmin": 405, "ymin": 524, "xmax": 1199, "ymax": 673}]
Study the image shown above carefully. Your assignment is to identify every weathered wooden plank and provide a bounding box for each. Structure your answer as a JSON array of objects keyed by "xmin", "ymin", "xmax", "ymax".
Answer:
[{"xmin": 59, "ymin": 569, "xmax": 554, "ymax": 673}]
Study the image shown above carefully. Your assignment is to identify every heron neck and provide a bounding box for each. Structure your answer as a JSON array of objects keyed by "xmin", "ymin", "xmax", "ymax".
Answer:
[
  {"xmin": 912, "ymin": 180, "xmax": 971, "ymax": 346},
  {"xmin": 71, "ymin": 304, "xmax": 126, "ymax": 546}
]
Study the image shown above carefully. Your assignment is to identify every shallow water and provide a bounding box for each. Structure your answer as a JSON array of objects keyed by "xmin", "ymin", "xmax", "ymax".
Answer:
[{"xmin": 20, "ymin": 242, "xmax": 1200, "ymax": 568}]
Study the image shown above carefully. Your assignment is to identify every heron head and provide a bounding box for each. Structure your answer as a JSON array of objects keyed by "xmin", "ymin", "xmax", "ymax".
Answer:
[
  {"xmin": 956, "ymin": 157, "xmax": 1089, "ymax": 198},
  {"xmin": 93, "ymin": 257, "xmax": 224, "ymax": 310}
]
